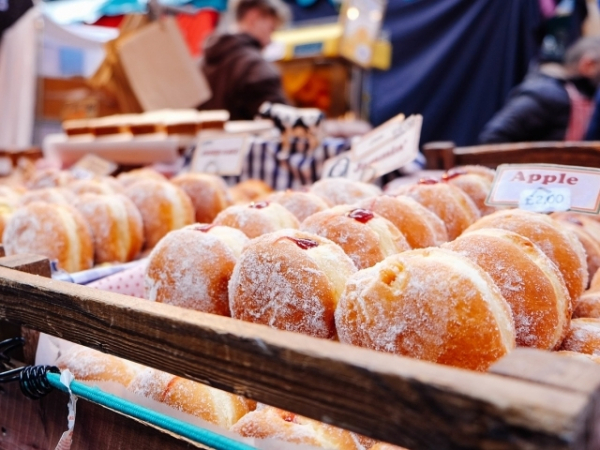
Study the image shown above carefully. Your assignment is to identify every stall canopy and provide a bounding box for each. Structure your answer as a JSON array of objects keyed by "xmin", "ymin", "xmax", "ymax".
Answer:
[{"xmin": 370, "ymin": 0, "xmax": 542, "ymax": 146}]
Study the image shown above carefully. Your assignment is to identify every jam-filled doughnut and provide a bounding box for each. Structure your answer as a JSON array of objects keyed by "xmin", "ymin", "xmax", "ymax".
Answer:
[
  {"xmin": 267, "ymin": 190, "xmax": 329, "ymax": 222},
  {"xmin": 441, "ymin": 169, "xmax": 496, "ymax": 216},
  {"xmin": 73, "ymin": 193, "xmax": 143, "ymax": 264},
  {"xmin": 229, "ymin": 229, "xmax": 356, "ymax": 339},
  {"xmin": 450, "ymin": 165, "xmax": 496, "ymax": 183},
  {"xmin": 117, "ymin": 168, "xmax": 167, "ymax": 188},
  {"xmin": 301, "ymin": 205, "xmax": 410, "ymax": 269},
  {"xmin": 3, "ymin": 202, "xmax": 93, "ymax": 272},
  {"xmin": 559, "ymin": 318, "xmax": 600, "ymax": 355},
  {"xmin": 125, "ymin": 179, "xmax": 194, "ymax": 250},
  {"xmin": 171, "ymin": 173, "xmax": 232, "ymax": 223},
  {"xmin": 390, "ymin": 180, "xmax": 480, "ymax": 240},
  {"xmin": 145, "ymin": 224, "xmax": 249, "ymax": 316},
  {"xmin": 309, "ymin": 178, "xmax": 382, "ymax": 206},
  {"xmin": 444, "ymin": 228, "xmax": 570, "ymax": 349},
  {"xmin": 213, "ymin": 201, "xmax": 299, "ymax": 239},
  {"xmin": 128, "ymin": 367, "xmax": 252, "ymax": 428},
  {"xmin": 335, "ymin": 247, "xmax": 516, "ymax": 371},
  {"xmin": 230, "ymin": 406, "xmax": 365, "ymax": 450},
  {"xmin": 19, "ymin": 187, "xmax": 75, "ymax": 206},
  {"xmin": 466, "ymin": 209, "xmax": 588, "ymax": 303},
  {"xmin": 228, "ymin": 179, "xmax": 273, "ymax": 204},
  {"xmin": 357, "ymin": 195, "xmax": 448, "ymax": 249},
  {"xmin": 67, "ymin": 177, "xmax": 124, "ymax": 196}
]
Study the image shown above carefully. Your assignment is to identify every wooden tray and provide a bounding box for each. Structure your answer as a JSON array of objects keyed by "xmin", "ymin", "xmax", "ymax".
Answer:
[{"xmin": 1, "ymin": 254, "xmax": 600, "ymax": 450}]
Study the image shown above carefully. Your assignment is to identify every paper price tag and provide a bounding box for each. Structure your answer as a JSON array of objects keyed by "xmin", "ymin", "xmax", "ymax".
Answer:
[
  {"xmin": 321, "ymin": 152, "xmax": 376, "ymax": 182},
  {"xmin": 518, "ymin": 187, "xmax": 571, "ymax": 213},
  {"xmin": 70, "ymin": 154, "xmax": 117, "ymax": 179},
  {"xmin": 487, "ymin": 163, "xmax": 600, "ymax": 214},
  {"xmin": 191, "ymin": 132, "xmax": 249, "ymax": 176}
]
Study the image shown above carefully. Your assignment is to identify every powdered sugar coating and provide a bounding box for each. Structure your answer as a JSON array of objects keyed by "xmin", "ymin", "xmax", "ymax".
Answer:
[
  {"xmin": 444, "ymin": 173, "xmax": 496, "ymax": 216},
  {"xmin": 229, "ymin": 229, "xmax": 356, "ymax": 339},
  {"xmin": 559, "ymin": 318, "xmax": 600, "ymax": 355},
  {"xmin": 267, "ymin": 190, "xmax": 329, "ymax": 222},
  {"xmin": 171, "ymin": 173, "xmax": 232, "ymax": 223},
  {"xmin": 335, "ymin": 247, "xmax": 516, "ymax": 371},
  {"xmin": 309, "ymin": 178, "xmax": 382, "ymax": 206},
  {"xmin": 67, "ymin": 177, "xmax": 124, "ymax": 196},
  {"xmin": 213, "ymin": 202, "xmax": 299, "ymax": 238},
  {"xmin": 19, "ymin": 187, "xmax": 75, "ymax": 206},
  {"xmin": 573, "ymin": 292, "xmax": 600, "ymax": 319}
]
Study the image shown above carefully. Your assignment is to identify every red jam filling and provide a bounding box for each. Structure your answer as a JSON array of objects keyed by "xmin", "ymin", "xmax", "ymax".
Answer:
[
  {"xmin": 418, "ymin": 178, "xmax": 439, "ymax": 185},
  {"xmin": 441, "ymin": 169, "xmax": 468, "ymax": 181},
  {"xmin": 250, "ymin": 201, "xmax": 269, "ymax": 209},
  {"xmin": 193, "ymin": 224, "xmax": 215, "ymax": 232},
  {"xmin": 347, "ymin": 208, "xmax": 374, "ymax": 223},
  {"xmin": 565, "ymin": 216, "xmax": 583, "ymax": 226},
  {"xmin": 284, "ymin": 237, "xmax": 319, "ymax": 249}
]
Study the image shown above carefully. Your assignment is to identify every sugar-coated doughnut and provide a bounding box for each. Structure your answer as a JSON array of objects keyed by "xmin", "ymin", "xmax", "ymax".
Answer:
[
  {"xmin": 573, "ymin": 291, "xmax": 600, "ymax": 319},
  {"xmin": 591, "ymin": 268, "xmax": 600, "ymax": 293},
  {"xmin": 466, "ymin": 209, "xmax": 588, "ymax": 303},
  {"xmin": 555, "ymin": 350, "xmax": 600, "ymax": 364},
  {"xmin": 559, "ymin": 318, "xmax": 600, "ymax": 355},
  {"xmin": 0, "ymin": 198, "xmax": 15, "ymax": 241},
  {"xmin": 56, "ymin": 345, "xmax": 141, "ymax": 386},
  {"xmin": 146, "ymin": 224, "xmax": 249, "ymax": 315},
  {"xmin": 309, "ymin": 178, "xmax": 382, "ymax": 206},
  {"xmin": 73, "ymin": 193, "xmax": 143, "ymax": 264},
  {"xmin": 267, "ymin": 190, "xmax": 329, "ymax": 222},
  {"xmin": 128, "ymin": 367, "xmax": 252, "ymax": 428},
  {"xmin": 3, "ymin": 202, "xmax": 93, "ymax": 272},
  {"xmin": 125, "ymin": 179, "xmax": 194, "ymax": 250},
  {"xmin": 335, "ymin": 248, "xmax": 516, "ymax": 371},
  {"xmin": 441, "ymin": 170, "xmax": 496, "ymax": 216},
  {"xmin": 228, "ymin": 179, "xmax": 273, "ymax": 204},
  {"xmin": 213, "ymin": 201, "xmax": 299, "ymax": 239},
  {"xmin": 443, "ymin": 228, "xmax": 570, "ymax": 349},
  {"xmin": 230, "ymin": 406, "xmax": 365, "ymax": 450},
  {"xmin": 229, "ymin": 229, "xmax": 356, "ymax": 339},
  {"xmin": 117, "ymin": 168, "xmax": 167, "ymax": 188},
  {"xmin": 171, "ymin": 173, "xmax": 232, "ymax": 223},
  {"xmin": 66, "ymin": 177, "xmax": 124, "ymax": 196},
  {"xmin": 28, "ymin": 169, "xmax": 76, "ymax": 189},
  {"xmin": 390, "ymin": 180, "xmax": 480, "ymax": 240},
  {"xmin": 301, "ymin": 205, "xmax": 410, "ymax": 269},
  {"xmin": 450, "ymin": 165, "xmax": 496, "ymax": 183},
  {"xmin": 19, "ymin": 187, "xmax": 75, "ymax": 206},
  {"xmin": 370, "ymin": 443, "xmax": 410, "ymax": 450},
  {"xmin": 357, "ymin": 195, "xmax": 448, "ymax": 248}
]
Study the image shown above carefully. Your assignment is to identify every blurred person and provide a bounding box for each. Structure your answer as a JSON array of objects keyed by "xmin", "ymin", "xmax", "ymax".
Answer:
[
  {"xmin": 479, "ymin": 36, "xmax": 600, "ymax": 143},
  {"xmin": 198, "ymin": 0, "xmax": 290, "ymax": 120}
]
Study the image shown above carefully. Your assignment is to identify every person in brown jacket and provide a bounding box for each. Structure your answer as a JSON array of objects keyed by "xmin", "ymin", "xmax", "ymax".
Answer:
[{"xmin": 199, "ymin": 0, "xmax": 290, "ymax": 120}]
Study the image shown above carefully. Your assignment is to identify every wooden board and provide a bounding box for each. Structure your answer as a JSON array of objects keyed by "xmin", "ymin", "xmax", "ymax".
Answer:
[{"xmin": 0, "ymin": 263, "xmax": 599, "ymax": 449}]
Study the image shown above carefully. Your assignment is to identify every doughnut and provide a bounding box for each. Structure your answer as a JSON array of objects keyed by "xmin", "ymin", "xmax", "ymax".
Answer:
[
  {"xmin": 145, "ymin": 224, "xmax": 249, "ymax": 315},
  {"xmin": 125, "ymin": 179, "xmax": 194, "ymax": 250},
  {"xmin": 0, "ymin": 199, "xmax": 14, "ymax": 241},
  {"xmin": 229, "ymin": 229, "xmax": 356, "ymax": 339},
  {"xmin": 443, "ymin": 228, "xmax": 570, "ymax": 349},
  {"xmin": 335, "ymin": 248, "xmax": 516, "ymax": 371},
  {"xmin": 309, "ymin": 178, "xmax": 382, "ymax": 206},
  {"xmin": 117, "ymin": 168, "xmax": 167, "ymax": 188},
  {"xmin": 27, "ymin": 169, "xmax": 75, "ymax": 189},
  {"xmin": 466, "ymin": 209, "xmax": 588, "ymax": 303},
  {"xmin": 573, "ymin": 291, "xmax": 600, "ymax": 318},
  {"xmin": 301, "ymin": 205, "xmax": 410, "ymax": 269},
  {"xmin": 56, "ymin": 345, "xmax": 141, "ymax": 386},
  {"xmin": 73, "ymin": 193, "xmax": 144, "ymax": 264},
  {"xmin": 390, "ymin": 180, "xmax": 480, "ymax": 240},
  {"xmin": 66, "ymin": 177, "xmax": 124, "ymax": 196},
  {"xmin": 0, "ymin": 185, "xmax": 23, "ymax": 206},
  {"xmin": 441, "ymin": 169, "xmax": 496, "ymax": 216},
  {"xmin": 551, "ymin": 212, "xmax": 600, "ymax": 283},
  {"xmin": 356, "ymin": 195, "xmax": 448, "ymax": 248},
  {"xmin": 3, "ymin": 202, "xmax": 93, "ymax": 272},
  {"xmin": 228, "ymin": 179, "xmax": 273, "ymax": 204},
  {"xmin": 127, "ymin": 367, "xmax": 252, "ymax": 428},
  {"xmin": 559, "ymin": 318, "xmax": 600, "ymax": 355},
  {"xmin": 266, "ymin": 190, "xmax": 329, "ymax": 222},
  {"xmin": 19, "ymin": 187, "xmax": 75, "ymax": 206},
  {"xmin": 450, "ymin": 165, "xmax": 496, "ymax": 183},
  {"xmin": 555, "ymin": 350, "xmax": 600, "ymax": 364},
  {"xmin": 370, "ymin": 444, "xmax": 410, "ymax": 450},
  {"xmin": 213, "ymin": 201, "xmax": 299, "ymax": 239},
  {"xmin": 591, "ymin": 268, "xmax": 600, "ymax": 292},
  {"xmin": 171, "ymin": 173, "xmax": 232, "ymax": 223},
  {"xmin": 230, "ymin": 406, "xmax": 365, "ymax": 450}
]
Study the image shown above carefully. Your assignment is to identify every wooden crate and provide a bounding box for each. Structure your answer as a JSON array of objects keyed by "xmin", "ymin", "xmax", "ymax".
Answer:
[{"xmin": 1, "ymin": 254, "xmax": 600, "ymax": 450}]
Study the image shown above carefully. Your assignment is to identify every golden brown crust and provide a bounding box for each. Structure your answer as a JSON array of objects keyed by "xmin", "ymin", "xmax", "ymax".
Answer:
[
  {"xmin": 452, "ymin": 165, "xmax": 496, "ymax": 182},
  {"xmin": 391, "ymin": 183, "xmax": 480, "ymax": 240},
  {"xmin": 19, "ymin": 188, "xmax": 75, "ymax": 206},
  {"xmin": 213, "ymin": 202, "xmax": 299, "ymax": 238},
  {"xmin": 309, "ymin": 178, "xmax": 382, "ymax": 206},
  {"xmin": 370, "ymin": 443, "xmax": 410, "ymax": 450},
  {"xmin": 117, "ymin": 168, "xmax": 167, "ymax": 188},
  {"xmin": 559, "ymin": 318, "xmax": 600, "ymax": 355},
  {"xmin": 267, "ymin": 190, "xmax": 329, "ymax": 222},
  {"xmin": 357, "ymin": 195, "xmax": 448, "ymax": 248},
  {"xmin": 443, "ymin": 173, "xmax": 496, "ymax": 216},
  {"xmin": 591, "ymin": 268, "xmax": 600, "ymax": 293},
  {"xmin": 443, "ymin": 229, "xmax": 571, "ymax": 349},
  {"xmin": 466, "ymin": 209, "xmax": 588, "ymax": 303},
  {"xmin": 67, "ymin": 177, "xmax": 124, "ymax": 196},
  {"xmin": 228, "ymin": 179, "xmax": 273, "ymax": 204},
  {"xmin": 301, "ymin": 205, "xmax": 410, "ymax": 270},
  {"xmin": 335, "ymin": 247, "xmax": 515, "ymax": 371},
  {"xmin": 551, "ymin": 217, "xmax": 600, "ymax": 284},
  {"xmin": 171, "ymin": 173, "xmax": 232, "ymax": 223},
  {"xmin": 229, "ymin": 229, "xmax": 356, "ymax": 339},
  {"xmin": 573, "ymin": 291, "xmax": 600, "ymax": 319}
]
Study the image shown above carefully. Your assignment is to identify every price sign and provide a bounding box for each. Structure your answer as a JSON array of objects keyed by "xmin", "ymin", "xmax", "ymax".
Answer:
[
  {"xmin": 191, "ymin": 132, "xmax": 249, "ymax": 176},
  {"xmin": 321, "ymin": 152, "xmax": 376, "ymax": 182},
  {"xmin": 487, "ymin": 164, "xmax": 600, "ymax": 214},
  {"xmin": 70, "ymin": 154, "xmax": 117, "ymax": 179}
]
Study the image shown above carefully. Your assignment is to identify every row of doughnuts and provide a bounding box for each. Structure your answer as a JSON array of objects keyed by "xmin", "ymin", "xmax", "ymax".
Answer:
[{"xmin": 57, "ymin": 345, "xmax": 404, "ymax": 450}]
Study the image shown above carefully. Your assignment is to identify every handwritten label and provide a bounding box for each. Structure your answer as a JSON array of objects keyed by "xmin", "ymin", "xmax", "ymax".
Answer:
[
  {"xmin": 322, "ymin": 152, "xmax": 376, "ymax": 181},
  {"xmin": 70, "ymin": 154, "xmax": 117, "ymax": 179},
  {"xmin": 487, "ymin": 164, "xmax": 600, "ymax": 214},
  {"xmin": 191, "ymin": 132, "xmax": 249, "ymax": 176}
]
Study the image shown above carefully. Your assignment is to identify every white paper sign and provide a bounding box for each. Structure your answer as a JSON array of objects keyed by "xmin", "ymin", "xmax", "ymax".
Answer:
[
  {"xmin": 70, "ymin": 154, "xmax": 117, "ymax": 179},
  {"xmin": 487, "ymin": 164, "xmax": 600, "ymax": 214},
  {"xmin": 191, "ymin": 132, "xmax": 249, "ymax": 176},
  {"xmin": 321, "ymin": 152, "xmax": 376, "ymax": 181}
]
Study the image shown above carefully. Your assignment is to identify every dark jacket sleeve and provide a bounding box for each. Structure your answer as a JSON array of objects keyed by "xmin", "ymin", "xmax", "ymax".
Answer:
[{"xmin": 585, "ymin": 92, "xmax": 600, "ymax": 141}]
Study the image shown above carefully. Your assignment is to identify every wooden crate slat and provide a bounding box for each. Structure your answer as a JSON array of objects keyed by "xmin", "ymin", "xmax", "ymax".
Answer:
[{"xmin": 0, "ymin": 265, "xmax": 598, "ymax": 449}]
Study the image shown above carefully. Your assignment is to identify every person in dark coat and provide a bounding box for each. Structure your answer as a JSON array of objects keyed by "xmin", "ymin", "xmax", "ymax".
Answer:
[
  {"xmin": 479, "ymin": 36, "xmax": 600, "ymax": 143},
  {"xmin": 199, "ymin": 0, "xmax": 290, "ymax": 120}
]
